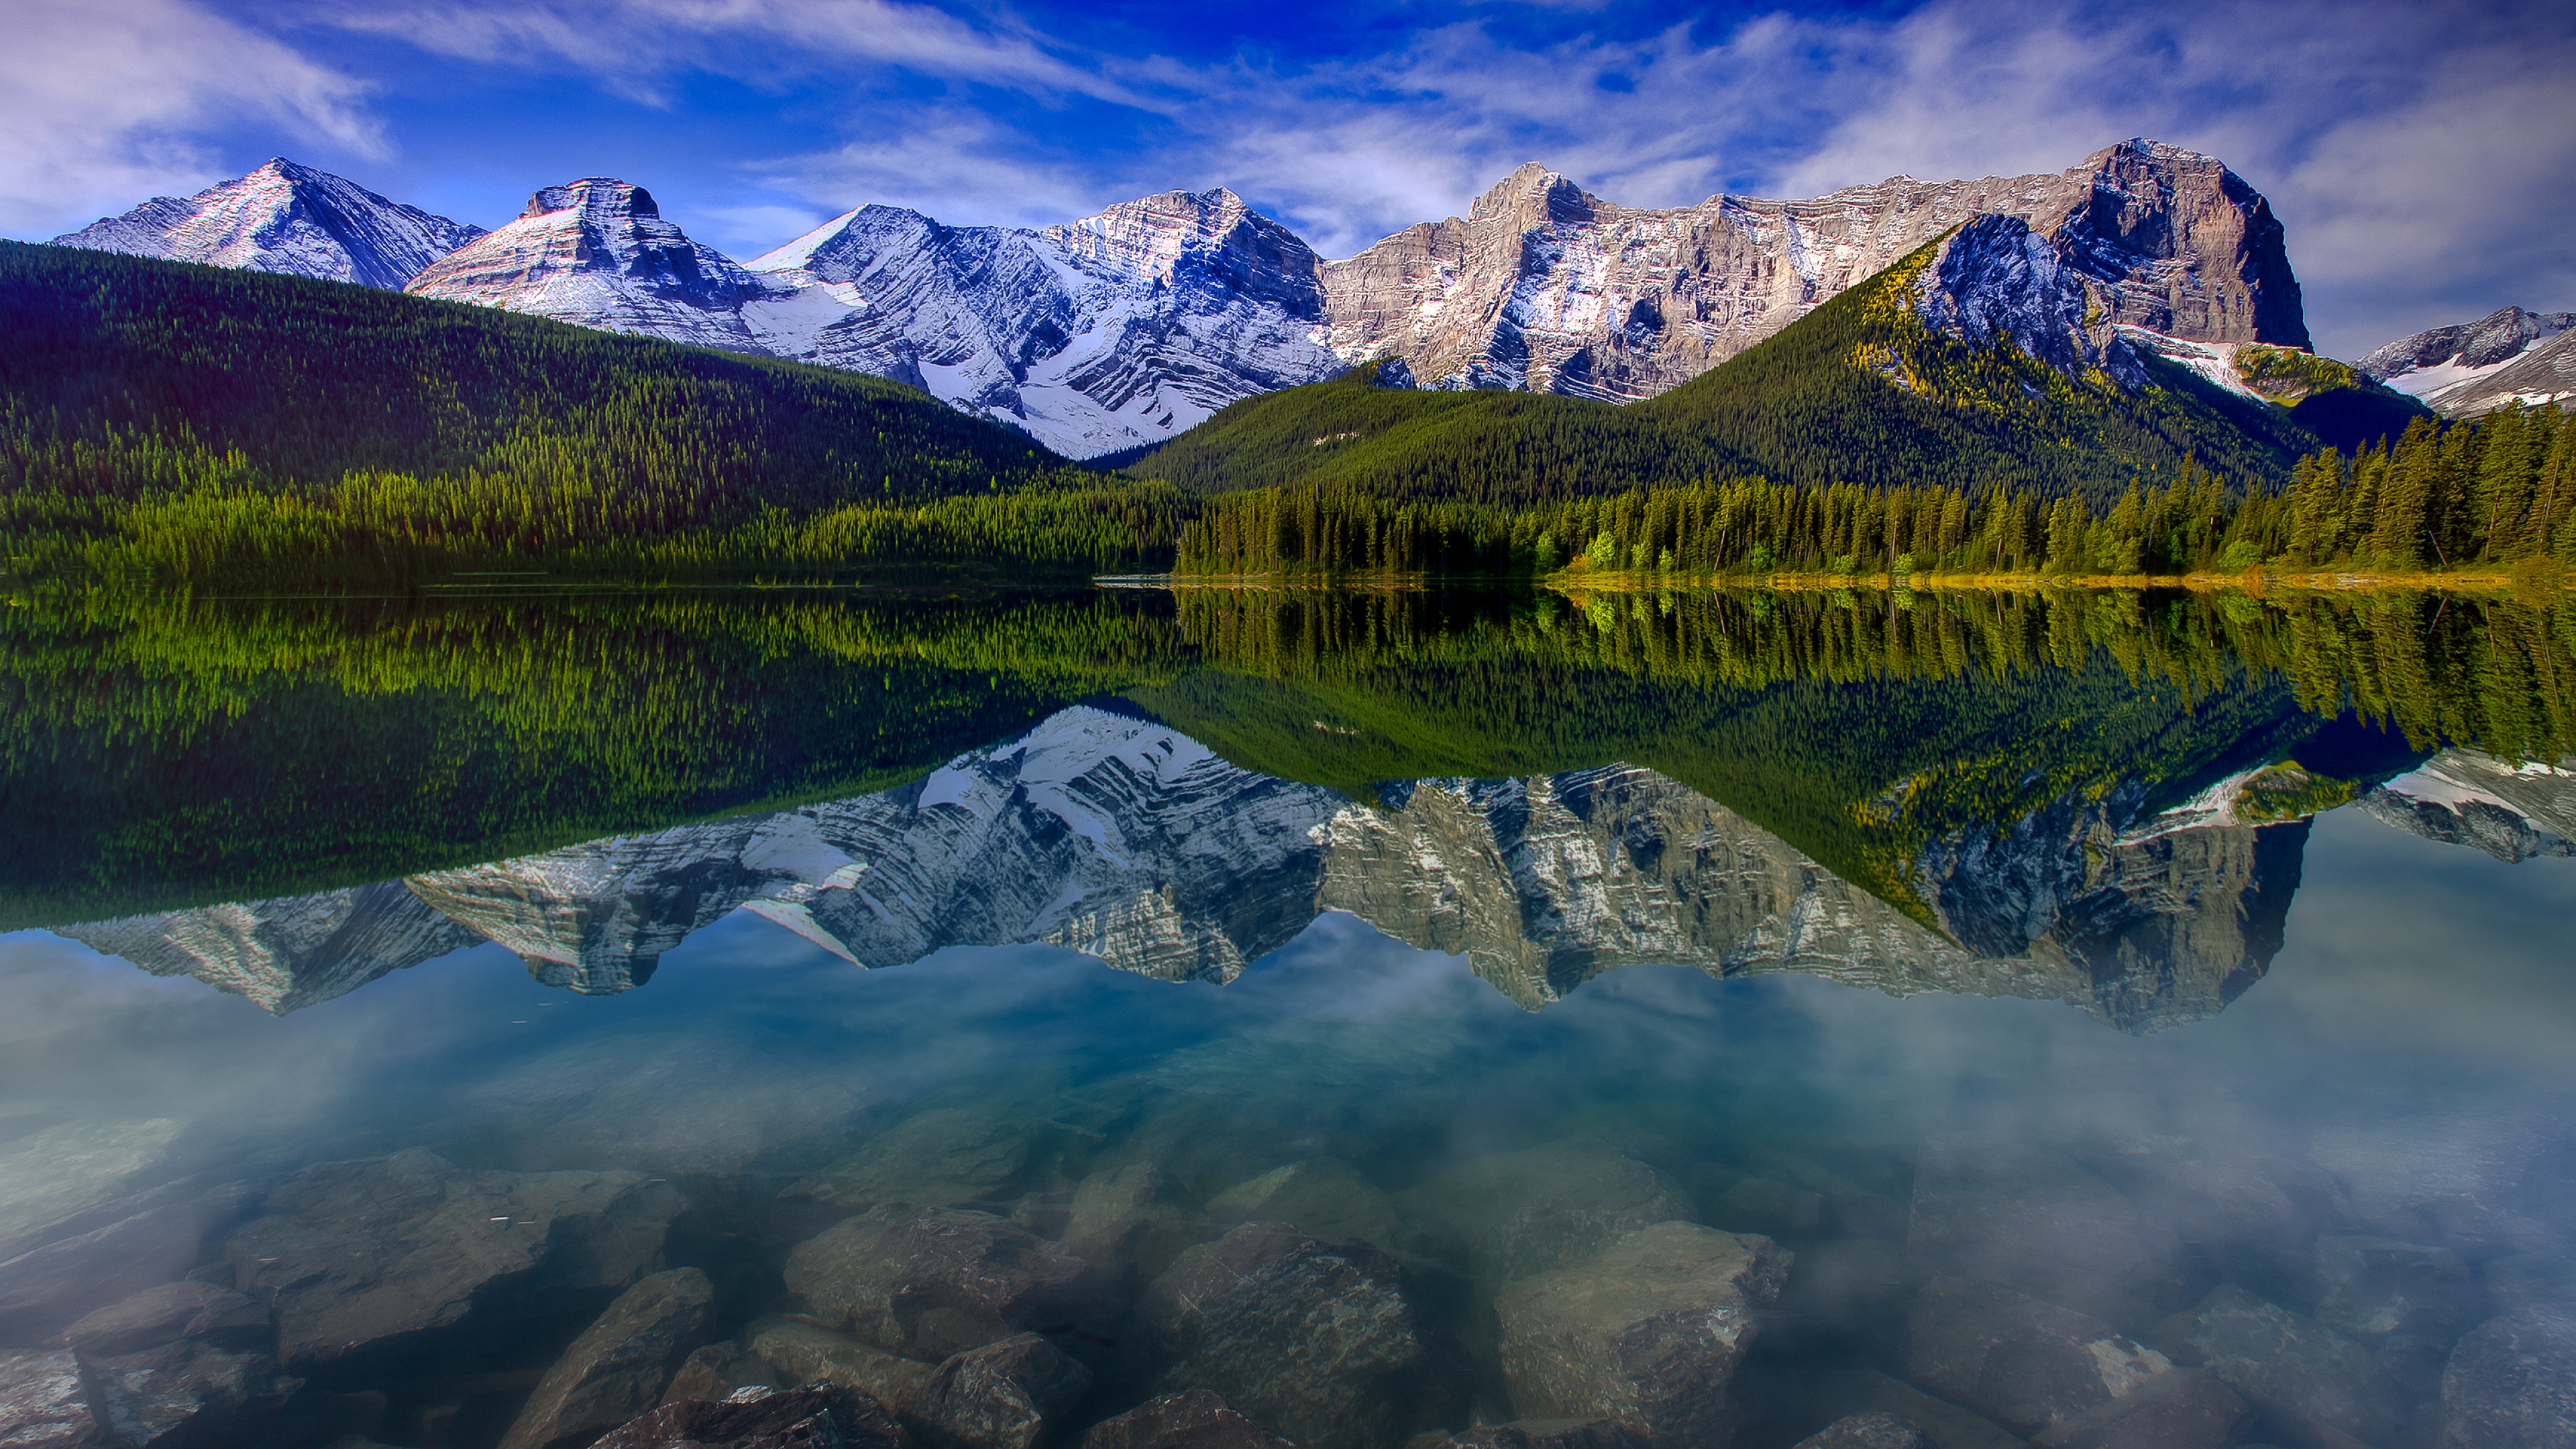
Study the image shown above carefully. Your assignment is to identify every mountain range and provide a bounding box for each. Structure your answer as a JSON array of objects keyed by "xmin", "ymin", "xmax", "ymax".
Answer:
[
  {"xmin": 58, "ymin": 140, "xmax": 2487, "ymax": 460},
  {"xmin": 2357, "ymin": 305, "xmax": 2576, "ymax": 417}
]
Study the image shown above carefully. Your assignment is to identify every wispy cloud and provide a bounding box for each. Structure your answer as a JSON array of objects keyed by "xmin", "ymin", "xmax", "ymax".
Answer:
[{"xmin": 0, "ymin": 0, "xmax": 384, "ymax": 233}]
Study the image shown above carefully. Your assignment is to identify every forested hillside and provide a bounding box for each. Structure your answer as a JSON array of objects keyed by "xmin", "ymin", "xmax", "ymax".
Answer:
[
  {"xmin": 0, "ymin": 242, "xmax": 1189, "ymax": 582},
  {"xmin": 1130, "ymin": 237, "xmax": 2426, "ymax": 507}
]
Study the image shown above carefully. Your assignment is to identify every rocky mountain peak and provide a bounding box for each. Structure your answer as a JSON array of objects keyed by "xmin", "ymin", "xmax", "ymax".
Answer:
[
  {"xmin": 2357, "ymin": 305, "xmax": 2576, "ymax": 416},
  {"xmin": 521, "ymin": 178, "xmax": 659, "ymax": 221},
  {"xmin": 48, "ymin": 156, "xmax": 485, "ymax": 290}
]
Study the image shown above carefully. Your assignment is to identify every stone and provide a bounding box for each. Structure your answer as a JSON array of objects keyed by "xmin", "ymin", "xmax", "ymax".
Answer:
[
  {"xmin": 1907, "ymin": 1134, "xmax": 2160, "ymax": 1322},
  {"xmin": 1061, "ymin": 1165, "xmax": 1197, "ymax": 1287},
  {"xmin": 63, "ymin": 1283, "xmax": 268, "ymax": 1358},
  {"xmin": 1792, "ymin": 1414, "xmax": 1933, "ymax": 1449},
  {"xmin": 2440, "ymin": 1309, "xmax": 2576, "ymax": 1449},
  {"xmin": 590, "ymin": 1385, "xmax": 914, "ymax": 1449},
  {"xmin": 911, "ymin": 1334, "xmax": 1088, "ymax": 1449},
  {"xmin": 1493, "ymin": 1221, "xmax": 1790, "ymax": 1449},
  {"xmin": 1902, "ymin": 1275, "xmax": 2176, "ymax": 1438},
  {"xmin": 2309, "ymin": 1235, "xmax": 2477, "ymax": 1390},
  {"xmin": 745, "ymin": 1319, "xmax": 936, "ymax": 1415},
  {"xmin": 0, "ymin": 1349, "xmax": 101, "ymax": 1448},
  {"xmin": 2027, "ymin": 1370, "xmax": 2248, "ymax": 1449},
  {"xmin": 76, "ymin": 1339, "xmax": 285, "ymax": 1448},
  {"xmin": 1208, "ymin": 1161, "xmax": 1409, "ymax": 1258},
  {"xmin": 1078, "ymin": 1390, "xmax": 1295, "ymax": 1449},
  {"xmin": 661, "ymin": 1343, "xmax": 779, "ymax": 1407},
  {"xmin": 500, "ymin": 1267, "xmax": 714, "ymax": 1449},
  {"xmin": 2308, "ymin": 1110, "xmax": 2576, "ymax": 1252},
  {"xmin": 790, "ymin": 1112, "xmax": 1040, "ymax": 1212},
  {"xmin": 783, "ymin": 1208, "xmax": 1091, "ymax": 1361},
  {"xmin": 1411, "ymin": 1419, "xmax": 1637, "ymax": 1448},
  {"xmin": 226, "ymin": 1148, "xmax": 685, "ymax": 1371},
  {"xmin": 0, "ymin": 1182, "xmax": 266, "ymax": 1345},
  {"xmin": 1711, "ymin": 1179, "xmax": 1825, "ymax": 1240},
  {"xmin": 1136, "ymin": 1222, "xmax": 1442, "ymax": 1449},
  {"xmin": 2163, "ymin": 1285, "xmax": 2401, "ymax": 1449},
  {"xmin": 1412, "ymin": 1138, "xmax": 1695, "ymax": 1287}
]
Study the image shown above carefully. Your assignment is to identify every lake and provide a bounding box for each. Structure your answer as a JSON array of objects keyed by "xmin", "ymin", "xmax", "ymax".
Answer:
[{"xmin": 1, "ymin": 584, "xmax": 2571, "ymax": 1449}]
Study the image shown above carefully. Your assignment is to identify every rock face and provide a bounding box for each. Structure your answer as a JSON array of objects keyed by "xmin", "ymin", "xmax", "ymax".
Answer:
[
  {"xmin": 782, "ymin": 1207, "xmax": 1091, "ymax": 1361},
  {"xmin": 407, "ymin": 179, "xmax": 790, "ymax": 353},
  {"xmin": 1134, "ymin": 1222, "xmax": 1443, "ymax": 1449},
  {"xmin": 2359, "ymin": 306, "xmax": 2576, "ymax": 417},
  {"xmin": 0, "ymin": 1349, "xmax": 102, "ymax": 1448},
  {"xmin": 2441, "ymin": 1309, "xmax": 2576, "ymax": 1449},
  {"xmin": 1492, "ymin": 1222, "xmax": 1790, "ymax": 1449},
  {"xmin": 1321, "ymin": 139, "xmax": 2304, "ymax": 398},
  {"xmin": 1079, "ymin": 1389, "xmax": 1293, "ymax": 1448},
  {"xmin": 52, "ymin": 882, "xmax": 483, "ymax": 1013},
  {"xmin": 590, "ymin": 1385, "xmax": 914, "ymax": 1449},
  {"xmin": 224, "ymin": 1148, "xmax": 685, "ymax": 1371},
  {"xmin": 500, "ymin": 1268, "xmax": 713, "ymax": 1449},
  {"xmin": 50, "ymin": 158, "xmax": 484, "ymax": 289},
  {"xmin": 2357, "ymin": 751, "xmax": 2576, "ymax": 863}
]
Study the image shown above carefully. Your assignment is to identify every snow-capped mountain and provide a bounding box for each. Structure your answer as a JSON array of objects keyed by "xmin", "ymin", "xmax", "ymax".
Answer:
[
  {"xmin": 741, "ymin": 187, "xmax": 1346, "ymax": 456},
  {"xmin": 405, "ymin": 178, "xmax": 794, "ymax": 353},
  {"xmin": 1322, "ymin": 140, "xmax": 2308, "ymax": 398},
  {"xmin": 2357, "ymin": 306, "xmax": 2576, "ymax": 417},
  {"xmin": 49, "ymin": 158, "xmax": 484, "ymax": 290}
]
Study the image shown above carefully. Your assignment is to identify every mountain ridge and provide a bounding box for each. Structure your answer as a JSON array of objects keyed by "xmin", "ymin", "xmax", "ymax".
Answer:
[{"xmin": 51, "ymin": 157, "xmax": 486, "ymax": 291}]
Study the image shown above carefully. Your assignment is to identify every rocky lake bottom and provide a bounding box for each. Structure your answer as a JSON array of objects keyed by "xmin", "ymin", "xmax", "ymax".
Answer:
[{"xmin": 2, "ymin": 588, "xmax": 2574, "ymax": 1449}]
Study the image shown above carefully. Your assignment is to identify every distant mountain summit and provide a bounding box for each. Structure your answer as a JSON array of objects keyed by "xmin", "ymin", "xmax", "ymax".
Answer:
[
  {"xmin": 2358, "ymin": 306, "xmax": 2576, "ymax": 417},
  {"xmin": 50, "ymin": 158, "xmax": 484, "ymax": 290}
]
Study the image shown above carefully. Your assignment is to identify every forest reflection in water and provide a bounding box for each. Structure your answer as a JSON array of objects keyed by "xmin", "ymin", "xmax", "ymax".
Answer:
[{"xmin": 1, "ymin": 583, "xmax": 2573, "ymax": 1449}]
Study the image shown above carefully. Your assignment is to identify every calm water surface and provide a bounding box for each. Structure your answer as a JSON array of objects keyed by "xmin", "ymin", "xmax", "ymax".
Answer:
[{"xmin": 1, "ymin": 586, "xmax": 2571, "ymax": 1449}]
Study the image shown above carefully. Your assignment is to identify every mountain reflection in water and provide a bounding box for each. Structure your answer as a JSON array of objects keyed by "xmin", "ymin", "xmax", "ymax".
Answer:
[{"xmin": 4, "ymin": 585, "xmax": 2575, "ymax": 1449}]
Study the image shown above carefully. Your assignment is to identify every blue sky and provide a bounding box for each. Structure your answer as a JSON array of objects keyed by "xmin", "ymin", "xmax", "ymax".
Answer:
[{"xmin": 3, "ymin": 0, "xmax": 2571, "ymax": 356}]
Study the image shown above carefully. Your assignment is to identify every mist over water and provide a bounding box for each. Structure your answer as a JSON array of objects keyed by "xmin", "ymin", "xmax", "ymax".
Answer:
[{"xmin": 1, "ymin": 586, "xmax": 2571, "ymax": 1449}]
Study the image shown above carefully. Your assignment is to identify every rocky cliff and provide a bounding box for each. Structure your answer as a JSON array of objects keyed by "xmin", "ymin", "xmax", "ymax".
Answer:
[
  {"xmin": 2355, "ymin": 749, "xmax": 2576, "ymax": 861},
  {"xmin": 50, "ymin": 158, "xmax": 484, "ymax": 290},
  {"xmin": 48, "ymin": 706, "xmax": 2330, "ymax": 1032},
  {"xmin": 2357, "ymin": 307, "xmax": 2576, "ymax": 417}
]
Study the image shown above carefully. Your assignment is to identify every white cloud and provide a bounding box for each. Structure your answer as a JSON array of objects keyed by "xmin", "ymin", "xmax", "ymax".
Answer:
[{"xmin": 0, "ymin": 0, "xmax": 383, "ymax": 233}]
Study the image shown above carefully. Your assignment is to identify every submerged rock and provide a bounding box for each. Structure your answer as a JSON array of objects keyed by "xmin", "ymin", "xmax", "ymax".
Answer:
[
  {"xmin": 790, "ymin": 1111, "xmax": 1042, "ymax": 1212},
  {"xmin": 1902, "ymin": 1275, "xmax": 2176, "ymax": 1438},
  {"xmin": 1413, "ymin": 1138, "xmax": 1695, "ymax": 1287},
  {"xmin": 2159, "ymin": 1285, "xmax": 2400, "ymax": 1449},
  {"xmin": 0, "ymin": 1349, "xmax": 101, "ymax": 1448},
  {"xmin": 2024, "ymin": 1368, "xmax": 2247, "ymax": 1449},
  {"xmin": 2308, "ymin": 1234, "xmax": 2477, "ymax": 1390},
  {"xmin": 783, "ymin": 1207, "xmax": 1092, "ymax": 1360},
  {"xmin": 1411, "ymin": 1418, "xmax": 1638, "ymax": 1448},
  {"xmin": 660, "ymin": 1342, "xmax": 778, "ymax": 1407},
  {"xmin": 0, "ymin": 1181, "xmax": 264, "ymax": 1346},
  {"xmin": 1808, "ymin": 1371, "xmax": 2025, "ymax": 1449},
  {"xmin": 0, "ymin": 1121, "xmax": 186, "ymax": 1265},
  {"xmin": 2308, "ymin": 1110, "xmax": 2576, "ymax": 1252},
  {"xmin": 2440, "ymin": 1309, "xmax": 2576, "ymax": 1449},
  {"xmin": 464, "ymin": 1030, "xmax": 864, "ymax": 1177},
  {"xmin": 590, "ymin": 1385, "xmax": 914, "ymax": 1448},
  {"xmin": 1135, "ymin": 1222, "xmax": 1442, "ymax": 1449},
  {"xmin": 226, "ymin": 1148, "xmax": 684, "ymax": 1371},
  {"xmin": 1077, "ymin": 1389, "xmax": 1294, "ymax": 1448},
  {"xmin": 500, "ymin": 1267, "xmax": 712, "ymax": 1449},
  {"xmin": 1062, "ymin": 1165, "xmax": 1198, "ymax": 1287},
  {"xmin": 1493, "ymin": 1221, "xmax": 1789, "ymax": 1449},
  {"xmin": 63, "ymin": 1283, "xmax": 268, "ymax": 1359},
  {"xmin": 1208, "ymin": 1160, "xmax": 1409, "ymax": 1260},
  {"xmin": 1711, "ymin": 1179, "xmax": 1825, "ymax": 1240},
  {"xmin": 745, "ymin": 1318, "xmax": 936, "ymax": 1414},
  {"xmin": 1792, "ymin": 1415, "xmax": 1933, "ymax": 1449},
  {"xmin": 1907, "ymin": 1134, "xmax": 2159, "ymax": 1322},
  {"xmin": 910, "ymin": 1332, "xmax": 1089, "ymax": 1449},
  {"xmin": 77, "ymin": 1338, "xmax": 286, "ymax": 1448}
]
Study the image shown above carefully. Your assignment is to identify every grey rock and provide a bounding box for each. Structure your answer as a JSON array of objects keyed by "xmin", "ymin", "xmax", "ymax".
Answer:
[
  {"xmin": 790, "ymin": 1113, "xmax": 1042, "ymax": 1213},
  {"xmin": 590, "ymin": 1385, "xmax": 914, "ymax": 1448},
  {"xmin": 2163, "ymin": 1285, "xmax": 2400, "ymax": 1449},
  {"xmin": 745, "ymin": 1318, "xmax": 936, "ymax": 1415},
  {"xmin": 1907, "ymin": 1134, "xmax": 2159, "ymax": 1322},
  {"xmin": 2026, "ymin": 1369, "xmax": 2247, "ymax": 1449},
  {"xmin": 0, "ymin": 1182, "xmax": 265, "ymax": 1346},
  {"xmin": 1493, "ymin": 1221, "xmax": 1790, "ymax": 1449},
  {"xmin": 0, "ymin": 1120, "xmax": 185, "ymax": 1264},
  {"xmin": 76, "ymin": 1339, "xmax": 284, "ymax": 1448},
  {"xmin": 661, "ymin": 1342, "xmax": 779, "ymax": 1407},
  {"xmin": 911, "ymin": 1334, "xmax": 1088, "ymax": 1449},
  {"xmin": 783, "ymin": 1208, "xmax": 1091, "ymax": 1360},
  {"xmin": 2477, "ymin": 1252, "xmax": 2576, "ymax": 1320},
  {"xmin": 63, "ymin": 1283, "xmax": 268, "ymax": 1358},
  {"xmin": 1902, "ymin": 1275, "xmax": 2176, "ymax": 1438},
  {"xmin": 1136, "ymin": 1222, "xmax": 1440, "ymax": 1449},
  {"xmin": 0, "ymin": 1349, "xmax": 101, "ymax": 1448},
  {"xmin": 2358, "ymin": 309, "xmax": 2576, "ymax": 417},
  {"xmin": 1207, "ymin": 1161, "xmax": 1407, "ymax": 1260},
  {"xmin": 1413, "ymin": 1138, "xmax": 1695, "ymax": 1287},
  {"xmin": 2310, "ymin": 1235, "xmax": 2477, "ymax": 1389},
  {"xmin": 225, "ymin": 1148, "xmax": 684, "ymax": 1371},
  {"xmin": 2440, "ymin": 1309, "xmax": 2576, "ymax": 1449},
  {"xmin": 500, "ymin": 1267, "xmax": 713, "ymax": 1449},
  {"xmin": 2309, "ymin": 1110, "xmax": 2576, "ymax": 1252},
  {"xmin": 1413, "ymin": 1418, "xmax": 1636, "ymax": 1449},
  {"xmin": 1793, "ymin": 1415, "xmax": 1932, "ymax": 1449},
  {"xmin": 1078, "ymin": 1389, "xmax": 1295, "ymax": 1448},
  {"xmin": 1062, "ymin": 1165, "xmax": 1197, "ymax": 1287}
]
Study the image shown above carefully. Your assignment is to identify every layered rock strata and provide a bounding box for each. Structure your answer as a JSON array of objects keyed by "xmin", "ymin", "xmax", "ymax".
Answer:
[{"xmin": 50, "ymin": 158, "xmax": 484, "ymax": 289}]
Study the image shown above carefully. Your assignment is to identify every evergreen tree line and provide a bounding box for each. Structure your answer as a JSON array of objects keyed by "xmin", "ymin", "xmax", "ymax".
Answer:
[{"xmin": 1173, "ymin": 405, "xmax": 2575, "ymax": 579}]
